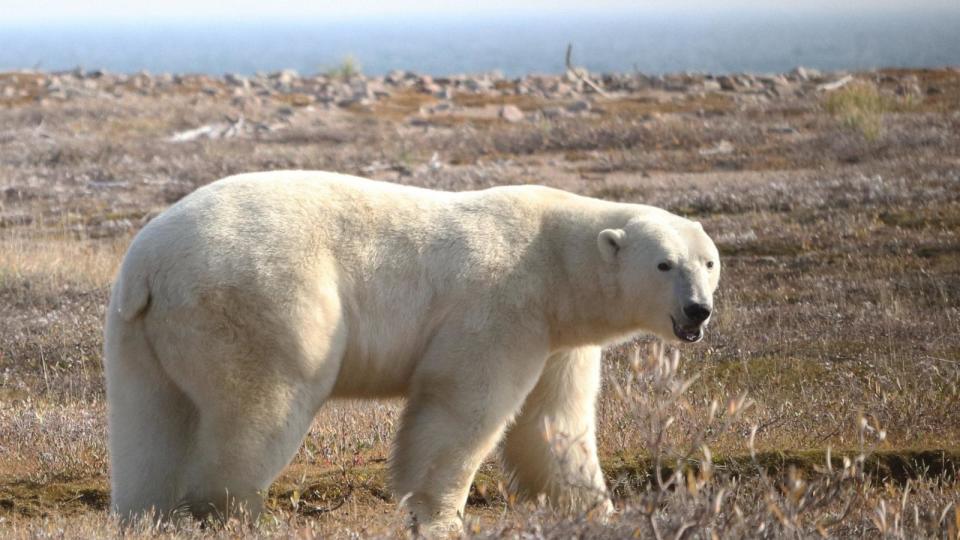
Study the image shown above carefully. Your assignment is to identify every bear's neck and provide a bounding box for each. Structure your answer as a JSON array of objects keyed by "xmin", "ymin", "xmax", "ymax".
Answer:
[{"xmin": 540, "ymin": 201, "xmax": 642, "ymax": 350}]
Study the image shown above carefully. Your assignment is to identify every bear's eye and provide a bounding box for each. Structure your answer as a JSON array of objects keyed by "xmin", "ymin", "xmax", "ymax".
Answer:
[
  {"xmin": 706, "ymin": 261, "xmax": 715, "ymax": 269},
  {"xmin": 657, "ymin": 262, "xmax": 671, "ymax": 272}
]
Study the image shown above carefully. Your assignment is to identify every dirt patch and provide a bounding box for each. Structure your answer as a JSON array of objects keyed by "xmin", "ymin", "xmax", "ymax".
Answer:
[
  {"xmin": 3, "ymin": 449, "xmax": 956, "ymax": 520},
  {"xmin": 0, "ymin": 477, "xmax": 109, "ymax": 518},
  {"xmin": 606, "ymin": 448, "xmax": 960, "ymax": 494}
]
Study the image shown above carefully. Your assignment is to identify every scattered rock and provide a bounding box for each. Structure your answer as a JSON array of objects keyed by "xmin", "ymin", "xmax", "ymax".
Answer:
[
  {"xmin": 224, "ymin": 73, "xmax": 249, "ymax": 88},
  {"xmin": 86, "ymin": 179, "xmax": 130, "ymax": 190},
  {"xmin": 717, "ymin": 76, "xmax": 738, "ymax": 91},
  {"xmin": 566, "ymin": 99, "xmax": 591, "ymax": 113},
  {"xmin": 547, "ymin": 81, "xmax": 573, "ymax": 97},
  {"xmin": 541, "ymin": 106, "xmax": 571, "ymax": 119},
  {"xmin": 385, "ymin": 70, "xmax": 407, "ymax": 85},
  {"xmin": 699, "ymin": 140, "xmax": 735, "ymax": 156},
  {"xmin": 463, "ymin": 77, "xmax": 493, "ymax": 93},
  {"xmin": 273, "ymin": 69, "xmax": 299, "ymax": 86},
  {"xmin": 701, "ymin": 80, "xmax": 722, "ymax": 92},
  {"xmin": 499, "ymin": 105, "xmax": 524, "ymax": 123},
  {"xmin": 435, "ymin": 102, "xmax": 455, "ymax": 114},
  {"xmin": 768, "ymin": 125, "xmax": 798, "ymax": 134},
  {"xmin": 790, "ymin": 66, "xmax": 821, "ymax": 82}
]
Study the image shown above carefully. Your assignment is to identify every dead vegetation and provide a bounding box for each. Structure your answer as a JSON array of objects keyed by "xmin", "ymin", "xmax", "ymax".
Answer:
[{"xmin": 0, "ymin": 67, "xmax": 958, "ymax": 538}]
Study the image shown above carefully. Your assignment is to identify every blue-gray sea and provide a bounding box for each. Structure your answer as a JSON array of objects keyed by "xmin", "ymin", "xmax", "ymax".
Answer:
[{"xmin": 1, "ymin": 9, "xmax": 958, "ymax": 76}]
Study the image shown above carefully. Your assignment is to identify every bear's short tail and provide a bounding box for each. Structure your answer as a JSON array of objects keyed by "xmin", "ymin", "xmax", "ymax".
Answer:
[{"xmin": 110, "ymin": 249, "xmax": 151, "ymax": 322}]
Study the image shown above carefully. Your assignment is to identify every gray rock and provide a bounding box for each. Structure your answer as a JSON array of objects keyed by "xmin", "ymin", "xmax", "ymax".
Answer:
[
  {"xmin": 701, "ymin": 80, "xmax": 722, "ymax": 92},
  {"xmin": 542, "ymin": 106, "xmax": 571, "ymax": 119},
  {"xmin": 463, "ymin": 77, "xmax": 492, "ymax": 92},
  {"xmin": 566, "ymin": 99, "xmax": 591, "ymax": 113},
  {"xmin": 273, "ymin": 69, "xmax": 299, "ymax": 86},
  {"xmin": 351, "ymin": 80, "xmax": 375, "ymax": 100},
  {"xmin": 385, "ymin": 69, "xmax": 406, "ymax": 85},
  {"xmin": 758, "ymin": 75, "xmax": 791, "ymax": 88},
  {"xmin": 224, "ymin": 73, "xmax": 249, "ymax": 87},
  {"xmin": 547, "ymin": 81, "xmax": 573, "ymax": 97},
  {"xmin": 699, "ymin": 140, "xmax": 735, "ymax": 156},
  {"xmin": 420, "ymin": 80, "xmax": 442, "ymax": 95},
  {"xmin": 768, "ymin": 125, "xmax": 798, "ymax": 134},
  {"xmin": 790, "ymin": 66, "xmax": 822, "ymax": 82},
  {"xmin": 663, "ymin": 76, "xmax": 689, "ymax": 92},
  {"xmin": 499, "ymin": 105, "xmax": 524, "ymax": 123}
]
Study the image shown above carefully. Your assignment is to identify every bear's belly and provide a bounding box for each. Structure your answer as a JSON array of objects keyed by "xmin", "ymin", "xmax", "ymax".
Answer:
[
  {"xmin": 326, "ymin": 275, "xmax": 461, "ymax": 399},
  {"xmin": 328, "ymin": 317, "xmax": 432, "ymax": 399}
]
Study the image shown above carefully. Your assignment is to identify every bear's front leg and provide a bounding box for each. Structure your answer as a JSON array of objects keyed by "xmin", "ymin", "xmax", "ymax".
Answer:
[
  {"xmin": 502, "ymin": 346, "xmax": 612, "ymax": 514},
  {"xmin": 391, "ymin": 333, "xmax": 549, "ymax": 535}
]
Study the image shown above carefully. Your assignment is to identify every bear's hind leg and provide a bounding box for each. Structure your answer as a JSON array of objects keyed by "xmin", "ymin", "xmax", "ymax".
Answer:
[
  {"xmin": 149, "ymin": 285, "xmax": 347, "ymax": 522},
  {"xmin": 501, "ymin": 346, "xmax": 612, "ymax": 514},
  {"xmin": 177, "ymin": 384, "xmax": 322, "ymax": 522},
  {"xmin": 105, "ymin": 315, "xmax": 198, "ymax": 524}
]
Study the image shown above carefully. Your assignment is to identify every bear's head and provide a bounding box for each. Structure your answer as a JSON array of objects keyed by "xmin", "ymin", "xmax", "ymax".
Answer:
[{"xmin": 597, "ymin": 216, "xmax": 720, "ymax": 343}]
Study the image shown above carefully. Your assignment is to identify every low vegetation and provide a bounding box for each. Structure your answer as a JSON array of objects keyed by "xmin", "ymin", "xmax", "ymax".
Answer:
[
  {"xmin": 326, "ymin": 55, "xmax": 363, "ymax": 81},
  {"xmin": 0, "ymin": 67, "xmax": 958, "ymax": 538}
]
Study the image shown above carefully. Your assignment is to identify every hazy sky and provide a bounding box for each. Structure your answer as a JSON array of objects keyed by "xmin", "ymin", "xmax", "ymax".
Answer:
[{"xmin": 3, "ymin": 0, "xmax": 957, "ymax": 23}]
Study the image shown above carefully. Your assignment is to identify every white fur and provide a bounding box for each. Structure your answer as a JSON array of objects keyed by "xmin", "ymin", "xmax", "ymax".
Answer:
[{"xmin": 103, "ymin": 171, "xmax": 720, "ymax": 532}]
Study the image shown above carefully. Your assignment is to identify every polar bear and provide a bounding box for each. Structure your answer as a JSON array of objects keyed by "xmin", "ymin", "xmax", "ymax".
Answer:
[{"xmin": 104, "ymin": 171, "xmax": 720, "ymax": 532}]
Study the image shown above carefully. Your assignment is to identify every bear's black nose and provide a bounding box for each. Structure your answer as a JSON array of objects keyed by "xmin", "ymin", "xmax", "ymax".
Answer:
[{"xmin": 683, "ymin": 303, "xmax": 712, "ymax": 323}]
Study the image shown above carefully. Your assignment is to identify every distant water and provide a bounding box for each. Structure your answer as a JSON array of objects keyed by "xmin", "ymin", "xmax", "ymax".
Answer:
[{"xmin": 1, "ymin": 9, "xmax": 958, "ymax": 76}]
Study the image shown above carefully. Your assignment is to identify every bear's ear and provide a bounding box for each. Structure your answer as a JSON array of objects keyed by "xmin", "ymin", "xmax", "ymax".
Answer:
[{"xmin": 597, "ymin": 229, "xmax": 625, "ymax": 264}]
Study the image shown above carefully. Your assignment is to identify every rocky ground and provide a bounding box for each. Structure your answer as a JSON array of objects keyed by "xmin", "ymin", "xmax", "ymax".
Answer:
[{"xmin": 0, "ymin": 64, "xmax": 959, "ymax": 538}]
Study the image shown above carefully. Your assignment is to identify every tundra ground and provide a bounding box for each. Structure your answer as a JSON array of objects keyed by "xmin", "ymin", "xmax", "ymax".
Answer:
[{"xmin": 0, "ymin": 67, "xmax": 958, "ymax": 538}]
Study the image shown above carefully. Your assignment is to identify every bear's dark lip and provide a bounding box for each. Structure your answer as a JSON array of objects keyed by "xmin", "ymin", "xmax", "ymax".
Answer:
[{"xmin": 671, "ymin": 316, "xmax": 704, "ymax": 343}]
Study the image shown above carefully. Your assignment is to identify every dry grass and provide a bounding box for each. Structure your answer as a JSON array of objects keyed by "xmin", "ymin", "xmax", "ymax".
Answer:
[
  {"xmin": 822, "ymin": 81, "xmax": 907, "ymax": 142},
  {"xmin": 0, "ymin": 67, "xmax": 959, "ymax": 538}
]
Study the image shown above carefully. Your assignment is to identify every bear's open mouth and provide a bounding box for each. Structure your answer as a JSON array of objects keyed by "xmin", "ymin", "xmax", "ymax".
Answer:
[{"xmin": 671, "ymin": 316, "xmax": 704, "ymax": 343}]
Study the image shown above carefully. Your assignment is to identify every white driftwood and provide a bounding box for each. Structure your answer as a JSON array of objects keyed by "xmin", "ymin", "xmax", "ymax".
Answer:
[{"xmin": 565, "ymin": 44, "xmax": 609, "ymax": 98}]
